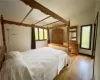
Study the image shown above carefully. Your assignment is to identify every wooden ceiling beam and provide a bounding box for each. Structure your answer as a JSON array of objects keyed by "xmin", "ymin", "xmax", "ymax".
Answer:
[
  {"xmin": 34, "ymin": 15, "xmax": 51, "ymax": 24},
  {"xmin": 0, "ymin": 19, "xmax": 46, "ymax": 29},
  {"xmin": 21, "ymin": 8, "xmax": 33, "ymax": 23},
  {"xmin": 20, "ymin": 0, "xmax": 69, "ymax": 25},
  {"xmin": 48, "ymin": 24, "xmax": 67, "ymax": 29},
  {"xmin": 42, "ymin": 21, "xmax": 59, "ymax": 27}
]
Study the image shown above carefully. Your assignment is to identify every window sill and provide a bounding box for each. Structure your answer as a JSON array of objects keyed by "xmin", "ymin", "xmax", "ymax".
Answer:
[{"xmin": 35, "ymin": 40, "xmax": 47, "ymax": 41}]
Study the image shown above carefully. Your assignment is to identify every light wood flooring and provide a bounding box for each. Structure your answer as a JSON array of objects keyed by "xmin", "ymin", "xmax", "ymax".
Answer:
[{"xmin": 54, "ymin": 54, "xmax": 93, "ymax": 80}]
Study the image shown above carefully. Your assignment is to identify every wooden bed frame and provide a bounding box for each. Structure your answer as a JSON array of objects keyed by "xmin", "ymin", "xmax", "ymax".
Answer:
[
  {"xmin": 0, "ymin": 0, "xmax": 70, "ymax": 70},
  {"xmin": 0, "ymin": 47, "xmax": 5, "ymax": 69}
]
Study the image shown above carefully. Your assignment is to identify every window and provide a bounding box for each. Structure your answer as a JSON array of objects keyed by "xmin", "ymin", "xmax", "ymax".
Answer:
[
  {"xmin": 80, "ymin": 24, "xmax": 92, "ymax": 49},
  {"xmin": 34, "ymin": 28, "xmax": 48, "ymax": 41},
  {"xmin": 44, "ymin": 29, "xmax": 48, "ymax": 39},
  {"xmin": 39, "ymin": 28, "xmax": 43, "ymax": 40},
  {"xmin": 35, "ymin": 28, "xmax": 38, "ymax": 40}
]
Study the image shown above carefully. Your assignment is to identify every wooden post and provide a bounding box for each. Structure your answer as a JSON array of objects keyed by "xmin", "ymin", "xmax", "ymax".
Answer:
[
  {"xmin": 47, "ymin": 27, "xmax": 50, "ymax": 43},
  {"xmin": 1, "ymin": 15, "xmax": 7, "ymax": 52},
  {"xmin": 67, "ymin": 20, "xmax": 70, "ymax": 54}
]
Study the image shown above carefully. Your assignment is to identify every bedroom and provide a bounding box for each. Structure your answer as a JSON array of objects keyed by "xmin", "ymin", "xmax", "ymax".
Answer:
[{"xmin": 0, "ymin": 0, "xmax": 100, "ymax": 80}]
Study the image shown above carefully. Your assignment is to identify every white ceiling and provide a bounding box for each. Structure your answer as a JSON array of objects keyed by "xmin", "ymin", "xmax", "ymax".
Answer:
[
  {"xmin": 0, "ymin": 0, "xmax": 95, "ymax": 27},
  {"xmin": 36, "ymin": 0, "xmax": 95, "ymax": 19}
]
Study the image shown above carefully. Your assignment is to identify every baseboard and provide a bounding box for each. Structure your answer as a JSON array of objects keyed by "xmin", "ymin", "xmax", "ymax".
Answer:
[{"xmin": 79, "ymin": 53, "xmax": 93, "ymax": 58}]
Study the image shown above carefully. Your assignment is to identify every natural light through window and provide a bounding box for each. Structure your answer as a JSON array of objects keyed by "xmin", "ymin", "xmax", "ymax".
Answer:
[
  {"xmin": 34, "ymin": 28, "xmax": 48, "ymax": 40},
  {"xmin": 35, "ymin": 28, "xmax": 38, "ymax": 40},
  {"xmin": 39, "ymin": 28, "xmax": 43, "ymax": 40},
  {"xmin": 80, "ymin": 25, "xmax": 92, "ymax": 49},
  {"xmin": 44, "ymin": 29, "xmax": 47, "ymax": 39}
]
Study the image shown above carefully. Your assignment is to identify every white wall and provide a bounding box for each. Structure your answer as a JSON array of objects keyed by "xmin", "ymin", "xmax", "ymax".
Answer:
[
  {"xmin": 95, "ymin": 0, "xmax": 100, "ymax": 80},
  {"xmin": 4, "ymin": 24, "xmax": 47, "ymax": 52},
  {"xmin": 4, "ymin": 25, "xmax": 31, "ymax": 52},
  {"xmin": 36, "ymin": 41, "xmax": 48, "ymax": 48}
]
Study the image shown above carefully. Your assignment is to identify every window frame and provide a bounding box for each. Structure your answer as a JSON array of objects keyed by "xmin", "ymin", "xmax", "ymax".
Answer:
[
  {"xmin": 80, "ymin": 24, "xmax": 92, "ymax": 50},
  {"xmin": 34, "ymin": 28, "xmax": 48, "ymax": 41}
]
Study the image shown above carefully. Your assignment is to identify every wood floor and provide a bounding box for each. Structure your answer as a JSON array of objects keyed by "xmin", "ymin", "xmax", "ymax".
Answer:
[{"xmin": 54, "ymin": 54, "xmax": 93, "ymax": 80}]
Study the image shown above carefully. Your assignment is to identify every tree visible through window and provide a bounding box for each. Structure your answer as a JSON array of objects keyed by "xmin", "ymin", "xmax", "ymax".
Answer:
[{"xmin": 80, "ymin": 24, "xmax": 92, "ymax": 49}]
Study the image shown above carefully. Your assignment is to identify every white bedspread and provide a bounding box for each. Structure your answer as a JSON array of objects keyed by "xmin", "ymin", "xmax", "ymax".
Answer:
[
  {"xmin": 0, "ymin": 59, "xmax": 33, "ymax": 80},
  {"xmin": 0, "ymin": 47, "xmax": 70, "ymax": 80},
  {"xmin": 22, "ymin": 47, "xmax": 70, "ymax": 80}
]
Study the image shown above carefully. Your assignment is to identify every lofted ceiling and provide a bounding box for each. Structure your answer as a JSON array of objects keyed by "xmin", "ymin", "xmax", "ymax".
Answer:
[
  {"xmin": 0, "ymin": 0, "xmax": 95, "ymax": 27},
  {"xmin": 36, "ymin": 0, "xmax": 95, "ymax": 19}
]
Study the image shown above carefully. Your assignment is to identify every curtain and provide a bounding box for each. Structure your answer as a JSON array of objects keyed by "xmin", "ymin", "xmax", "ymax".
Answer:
[
  {"xmin": 31, "ymin": 27, "xmax": 36, "ymax": 49},
  {"xmin": 47, "ymin": 28, "xmax": 50, "ymax": 43}
]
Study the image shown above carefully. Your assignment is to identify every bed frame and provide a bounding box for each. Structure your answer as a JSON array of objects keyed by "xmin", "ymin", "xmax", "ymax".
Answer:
[
  {"xmin": 0, "ymin": 47, "xmax": 5, "ymax": 69},
  {"xmin": 0, "ymin": 0, "xmax": 70, "ymax": 70}
]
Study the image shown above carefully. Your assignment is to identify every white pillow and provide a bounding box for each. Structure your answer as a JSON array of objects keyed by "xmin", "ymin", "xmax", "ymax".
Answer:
[{"xmin": 5, "ymin": 51, "xmax": 22, "ymax": 60}]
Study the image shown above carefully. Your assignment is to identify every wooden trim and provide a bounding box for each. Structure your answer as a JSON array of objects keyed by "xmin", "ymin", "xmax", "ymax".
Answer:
[
  {"xmin": 69, "ymin": 30, "xmax": 77, "ymax": 32},
  {"xmin": 34, "ymin": 16, "xmax": 51, "ymax": 24},
  {"xmin": 20, "ymin": 0, "xmax": 69, "ymax": 24},
  {"xmin": 70, "ymin": 26, "xmax": 77, "ymax": 29},
  {"xmin": 80, "ymin": 24, "xmax": 92, "ymax": 50},
  {"xmin": 21, "ymin": 8, "xmax": 33, "ymax": 23}
]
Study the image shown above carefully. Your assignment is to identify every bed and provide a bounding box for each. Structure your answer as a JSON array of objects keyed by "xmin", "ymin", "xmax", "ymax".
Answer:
[
  {"xmin": 0, "ymin": 0, "xmax": 71, "ymax": 80},
  {"xmin": 0, "ymin": 47, "xmax": 70, "ymax": 80}
]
